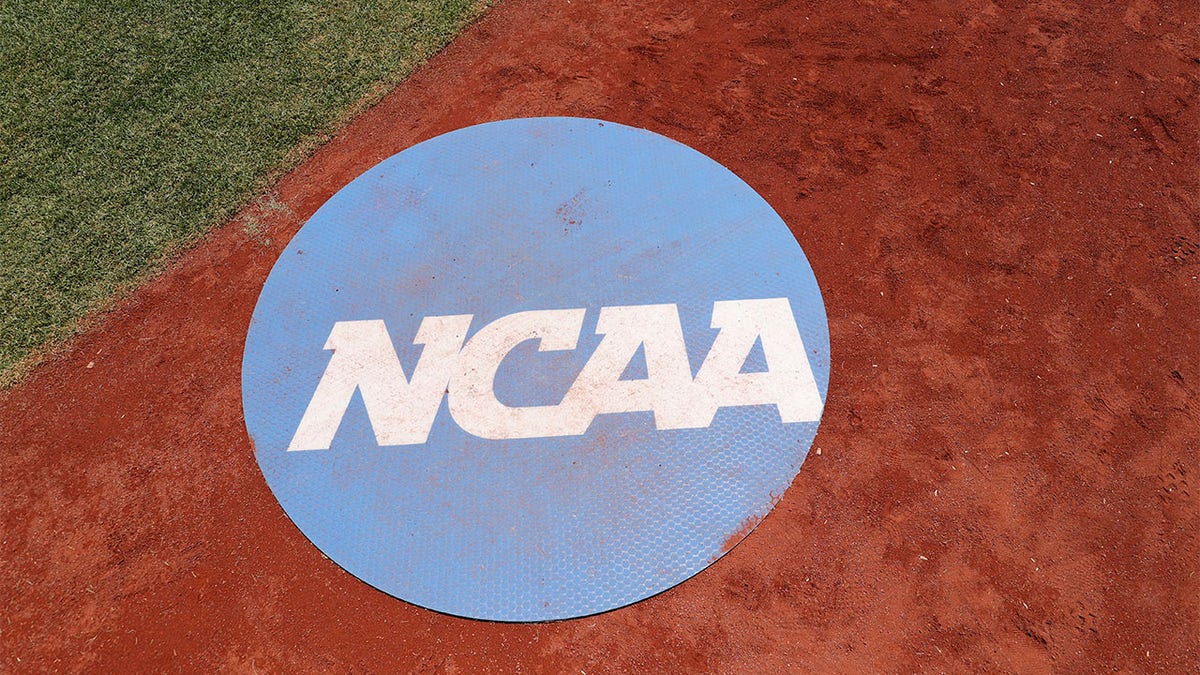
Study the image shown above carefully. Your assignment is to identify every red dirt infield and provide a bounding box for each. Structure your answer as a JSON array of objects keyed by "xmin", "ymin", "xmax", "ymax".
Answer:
[{"xmin": 3, "ymin": 0, "xmax": 1197, "ymax": 671}]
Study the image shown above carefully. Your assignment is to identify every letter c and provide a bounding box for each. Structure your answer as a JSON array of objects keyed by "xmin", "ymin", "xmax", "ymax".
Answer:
[{"xmin": 447, "ymin": 308, "xmax": 586, "ymax": 440}]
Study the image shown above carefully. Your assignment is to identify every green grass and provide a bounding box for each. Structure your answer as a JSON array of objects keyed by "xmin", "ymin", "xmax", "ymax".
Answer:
[{"xmin": 0, "ymin": 0, "xmax": 485, "ymax": 384}]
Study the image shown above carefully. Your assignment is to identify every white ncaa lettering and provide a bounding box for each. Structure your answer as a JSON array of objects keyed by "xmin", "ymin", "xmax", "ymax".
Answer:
[
  {"xmin": 287, "ymin": 299, "xmax": 822, "ymax": 449},
  {"xmin": 287, "ymin": 316, "xmax": 472, "ymax": 451},
  {"xmin": 689, "ymin": 298, "xmax": 823, "ymax": 426},
  {"xmin": 447, "ymin": 308, "xmax": 586, "ymax": 440},
  {"xmin": 555, "ymin": 304, "xmax": 696, "ymax": 434}
]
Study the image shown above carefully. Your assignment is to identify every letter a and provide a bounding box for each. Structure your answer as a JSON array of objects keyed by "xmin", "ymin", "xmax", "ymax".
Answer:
[
  {"xmin": 689, "ymin": 298, "xmax": 823, "ymax": 426},
  {"xmin": 288, "ymin": 316, "xmax": 472, "ymax": 451},
  {"xmin": 559, "ymin": 303, "xmax": 695, "ymax": 433}
]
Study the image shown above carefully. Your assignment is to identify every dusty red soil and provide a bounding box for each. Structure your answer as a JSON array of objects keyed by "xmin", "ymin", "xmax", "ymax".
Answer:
[{"xmin": 4, "ymin": 0, "xmax": 1198, "ymax": 671}]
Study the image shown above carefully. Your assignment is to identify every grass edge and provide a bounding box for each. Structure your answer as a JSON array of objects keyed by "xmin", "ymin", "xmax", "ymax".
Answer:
[{"xmin": 0, "ymin": 0, "xmax": 496, "ymax": 391}]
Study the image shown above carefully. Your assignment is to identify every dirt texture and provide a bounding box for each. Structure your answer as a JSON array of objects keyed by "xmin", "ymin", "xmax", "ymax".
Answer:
[{"xmin": 4, "ymin": 0, "xmax": 1198, "ymax": 671}]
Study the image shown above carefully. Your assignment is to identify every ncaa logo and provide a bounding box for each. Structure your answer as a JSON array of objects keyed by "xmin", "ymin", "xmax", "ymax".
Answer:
[{"xmin": 243, "ymin": 117, "xmax": 830, "ymax": 621}]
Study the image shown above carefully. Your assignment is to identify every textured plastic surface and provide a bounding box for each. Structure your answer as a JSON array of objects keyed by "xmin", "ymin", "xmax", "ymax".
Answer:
[{"xmin": 242, "ymin": 117, "xmax": 829, "ymax": 621}]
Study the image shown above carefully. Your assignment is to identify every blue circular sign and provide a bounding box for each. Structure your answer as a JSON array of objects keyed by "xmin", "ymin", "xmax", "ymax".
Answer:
[{"xmin": 242, "ymin": 117, "xmax": 829, "ymax": 621}]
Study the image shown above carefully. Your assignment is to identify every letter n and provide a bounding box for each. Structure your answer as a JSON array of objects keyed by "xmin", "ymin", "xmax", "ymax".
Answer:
[{"xmin": 287, "ymin": 316, "xmax": 472, "ymax": 451}]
